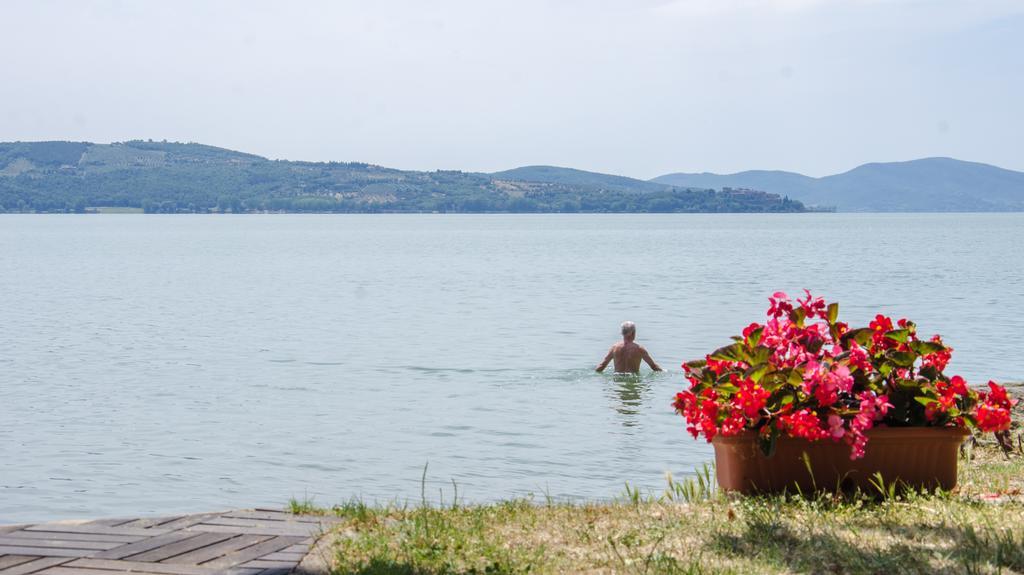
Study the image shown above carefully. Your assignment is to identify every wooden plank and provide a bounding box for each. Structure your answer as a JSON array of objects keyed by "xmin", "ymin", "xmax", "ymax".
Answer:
[
  {"xmin": 254, "ymin": 569, "xmax": 291, "ymax": 575},
  {"xmin": 149, "ymin": 515, "xmax": 219, "ymax": 532},
  {"xmin": 258, "ymin": 551, "xmax": 305, "ymax": 561},
  {"xmin": 0, "ymin": 526, "xmax": 31, "ymax": 534},
  {"xmin": 91, "ymin": 531, "xmax": 198, "ymax": 560},
  {"xmin": 199, "ymin": 536, "xmax": 304, "ymax": 569},
  {"xmin": 190, "ymin": 523, "xmax": 318, "ymax": 537},
  {"xmin": 162, "ymin": 535, "xmax": 268, "ymax": 565},
  {"xmin": 194, "ymin": 518, "xmax": 302, "ymax": 530},
  {"xmin": 39, "ymin": 568, "xmax": 165, "ymax": 575},
  {"xmin": 280, "ymin": 544, "xmax": 310, "ymax": 553},
  {"xmin": 220, "ymin": 511, "xmax": 336, "ymax": 525},
  {"xmin": 115, "ymin": 517, "xmax": 182, "ymax": 530},
  {"xmin": 84, "ymin": 518, "xmax": 137, "ymax": 528},
  {"xmin": 238, "ymin": 560, "xmax": 294, "ymax": 569},
  {"xmin": 125, "ymin": 532, "xmax": 235, "ymax": 560},
  {"xmin": 1, "ymin": 532, "xmax": 142, "ymax": 544},
  {"xmin": 0, "ymin": 539, "xmax": 116, "ymax": 551},
  {"xmin": 24, "ymin": 525, "xmax": 168, "ymax": 538},
  {"xmin": 128, "ymin": 533, "xmax": 236, "ymax": 563},
  {"xmin": 219, "ymin": 511, "xmax": 292, "ymax": 522},
  {"xmin": 193, "ymin": 518, "xmax": 262, "ymax": 528},
  {"xmin": 0, "ymin": 557, "xmax": 71, "ymax": 575},
  {"xmin": 68, "ymin": 558, "xmax": 245, "ymax": 575},
  {"xmin": 0, "ymin": 556, "xmax": 38, "ymax": 569},
  {"xmin": 0, "ymin": 547, "xmax": 93, "ymax": 559}
]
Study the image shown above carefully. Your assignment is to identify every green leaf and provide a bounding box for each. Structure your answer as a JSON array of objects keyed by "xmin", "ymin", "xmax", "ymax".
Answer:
[
  {"xmin": 909, "ymin": 340, "xmax": 945, "ymax": 355},
  {"xmin": 827, "ymin": 302, "xmax": 839, "ymax": 324},
  {"xmin": 744, "ymin": 363, "xmax": 769, "ymax": 383},
  {"xmin": 716, "ymin": 383, "xmax": 740, "ymax": 394},
  {"xmin": 761, "ymin": 376, "xmax": 785, "ymax": 392},
  {"xmin": 914, "ymin": 396, "xmax": 936, "ymax": 407},
  {"xmin": 684, "ymin": 359, "xmax": 707, "ymax": 369},
  {"xmin": 710, "ymin": 342, "xmax": 747, "ymax": 363},
  {"xmin": 896, "ymin": 378, "xmax": 920, "ymax": 390},
  {"xmin": 749, "ymin": 345, "xmax": 772, "ymax": 366},
  {"xmin": 758, "ymin": 427, "xmax": 778, "ymax": 457},
  {"xmin": 884, "ymin": 329, "xmax": 911, "ymax": 343},
  {"xmin": 886, "ymin": 350, "xmax": 917, "ymax": 367},
  {"xmin": 745, "ymin": 327, "xmax": 764, "ymax": 348},
  {"xmin": 787, "ymin": 368, "xmax": 805, "ymax": 386},
  {"xmin": 789, "ymin": 307, "xmax": 807, "ymax": 327},
  {"xmin": 879, "ymin": 363, "xmax": 893, "ymax": 377},
  {"xmin": 841, "ymin": 328, "xmax": 873, "ymax": 348}
]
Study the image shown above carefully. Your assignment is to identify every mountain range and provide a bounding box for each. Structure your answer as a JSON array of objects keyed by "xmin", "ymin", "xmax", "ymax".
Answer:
[
  {"xmin": 651, "ymin": 158, "xmax": 1024, "ymax": 212},
  {"xmin": 0, "ymin": 141, "xmax": 802, "ymax": 214},
  {"xmin": 1, "ymin": 140, "xmax": 1021, "ymax": 213}
]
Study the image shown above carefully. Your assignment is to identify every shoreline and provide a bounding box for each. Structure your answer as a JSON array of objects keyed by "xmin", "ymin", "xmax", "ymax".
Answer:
[
  {"xmin": 303, "ymin": 436, "xmax": 1024, "ymax": 574},
  {"xmin": 4, "ymin": 433, "xmax": 1021, "ymax": 574}
]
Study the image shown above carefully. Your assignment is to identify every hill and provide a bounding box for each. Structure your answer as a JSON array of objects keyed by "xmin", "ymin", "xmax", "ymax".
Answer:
[
  {"xmin": 0, "ymin": 141, "xmax": 805, "ymax": 214},
  {"xmin": 490, "ymin": 165, "xmax": 669, "ymax": 194},
  {"xmin": 652, "ymin": 158, "xmax": 1024, "ymax": 212}
]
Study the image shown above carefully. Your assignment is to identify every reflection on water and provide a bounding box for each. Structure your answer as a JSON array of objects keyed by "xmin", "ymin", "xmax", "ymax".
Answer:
[{"xmin": 607, "ymin": 373, "xmax": 655, "ymax": 427}]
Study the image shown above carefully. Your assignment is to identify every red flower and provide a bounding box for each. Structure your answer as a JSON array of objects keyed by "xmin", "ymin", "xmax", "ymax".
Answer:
[
  {"xmin": 949, "ymin": 375, "xmax": 968, "ymax": 396},
  {"xmin": 732, "ymin": 380, "xmax": 770, "ymax": 419},
  {"xmin": 975, "ymin": 403, "xmax": 1012, "ymax": 432},
  {"xmin": 706, "ymin": 356, "xmax": 741, "ymax": 375},
  {"xmin": 922, "ymin": 335, "xmax": 952, "ymax": 372},
  {"xmin": 869, "ymin": 314, "xmax": 895, "ymax": 348},
  {"xmin": 779, "ymin": 409, "xmax": 829, "ymax": 441},
  {"xmin": 983, "ymin": 381, "xmax": 1017, "ymax": 409},
  {"xmin": 674, "ymin": 292, "xmax": 1016, "ymax": 460},
  {"xmin": 742, "ymin": 322, "xmax": 763, "ymax": 340},
  {"xmin": 720, "ymin": 409, "xmax": 746, "ymax": 436}
]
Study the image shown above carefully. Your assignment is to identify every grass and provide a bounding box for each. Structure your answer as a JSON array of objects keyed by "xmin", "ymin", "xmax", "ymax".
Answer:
[{"xmin": 305, "ymin": 428, "xmax": 1024, "ymax": 574}]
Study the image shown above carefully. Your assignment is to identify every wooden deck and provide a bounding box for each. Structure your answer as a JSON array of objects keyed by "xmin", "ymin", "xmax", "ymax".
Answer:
[{"xmin": 0, "ymin": 510, "xmax": 341, "ymax": 575}]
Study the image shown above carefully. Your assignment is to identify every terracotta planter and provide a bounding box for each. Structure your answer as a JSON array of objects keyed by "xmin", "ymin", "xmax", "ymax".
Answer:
[{"xmin": 712, "ymin": 426, "xmax": 970, "ymax": 494}]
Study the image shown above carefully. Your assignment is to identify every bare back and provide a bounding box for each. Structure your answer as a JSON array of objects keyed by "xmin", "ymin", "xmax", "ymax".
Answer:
[{"xmin": 596, "ymin": 340, "xmax": 662, "ymax": 374}]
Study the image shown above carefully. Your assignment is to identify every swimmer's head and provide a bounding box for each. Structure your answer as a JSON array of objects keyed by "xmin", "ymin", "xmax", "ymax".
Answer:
[{"xmin": 621, "ymin": 321, "xmax": 636, "ymax": 340}]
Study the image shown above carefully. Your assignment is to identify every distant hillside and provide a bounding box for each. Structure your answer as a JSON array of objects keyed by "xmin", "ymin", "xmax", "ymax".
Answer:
[
  {"xmin": 491, "ymin": 165, "xmax": 669, "ymax": 193},
  {"xmin": 653, "ymin": 158, "xmax": 1024, "ymax": 212},
  {"xmin": 0, "ymin": 141, "xmax": 805, "ymax": 214}
]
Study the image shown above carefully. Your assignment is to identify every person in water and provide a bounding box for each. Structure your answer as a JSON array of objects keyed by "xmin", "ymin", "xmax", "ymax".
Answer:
[{"xmin": 595, "ymin": 321, "xmax": 663, "ymax": 374}]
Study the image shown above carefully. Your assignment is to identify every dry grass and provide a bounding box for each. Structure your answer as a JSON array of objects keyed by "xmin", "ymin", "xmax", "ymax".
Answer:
[{"xmin": 314, "ymin": 425, "xmax": 1024, "ymax": 574}]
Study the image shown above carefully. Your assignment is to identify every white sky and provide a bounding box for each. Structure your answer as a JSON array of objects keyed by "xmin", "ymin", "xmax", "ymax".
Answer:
[{"xmin": 1, "ymin": 0, "xmax": 1021, "ymax": 178}]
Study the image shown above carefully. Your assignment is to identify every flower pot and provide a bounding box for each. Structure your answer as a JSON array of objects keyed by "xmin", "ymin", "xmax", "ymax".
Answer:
[{"xmin": 711, "ymin": 427, "xmax": 970, "ymax": 494}]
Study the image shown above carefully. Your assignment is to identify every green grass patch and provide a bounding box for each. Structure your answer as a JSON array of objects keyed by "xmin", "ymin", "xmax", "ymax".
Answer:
[{"xmin": 302, "ymin": 430, "xmax": 1024, "ymax": 574}]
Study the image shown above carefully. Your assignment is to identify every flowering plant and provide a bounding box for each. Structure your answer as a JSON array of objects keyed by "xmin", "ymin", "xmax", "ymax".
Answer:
[{"xmin": 674, "ymin": 291, "xmax": 1017, "ymax": 459}]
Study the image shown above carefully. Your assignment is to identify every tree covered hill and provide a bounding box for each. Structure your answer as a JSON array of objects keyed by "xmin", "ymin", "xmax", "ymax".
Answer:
[
  {"xmin": 0, "ymin": 140, "xmax": 805, "ymax": 214},
  {"xmin": 652, "ymin": 158, "xmax": 1024, "ymax": 212},
  {"xmin": 490, "ymin": 165, "xmax": 669, "ymax": 194}
]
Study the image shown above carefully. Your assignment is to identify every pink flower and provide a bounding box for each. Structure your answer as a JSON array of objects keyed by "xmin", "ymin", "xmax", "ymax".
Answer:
[
  {"xmin": 798, "ymin": 289, "xmax": 827, "ymax": 319},
  {"xmin": 768, "ymin": 292, "xmax": 793, "ymax": 319},
  {"xmin": 827, "ymin": 414, "xmax": 845, "ymax": 440}
]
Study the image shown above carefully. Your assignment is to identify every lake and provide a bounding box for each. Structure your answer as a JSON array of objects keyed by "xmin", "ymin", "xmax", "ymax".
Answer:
[{"xmin": 1, "ymin": 213, "xmax": 1022, "ymax": 523}]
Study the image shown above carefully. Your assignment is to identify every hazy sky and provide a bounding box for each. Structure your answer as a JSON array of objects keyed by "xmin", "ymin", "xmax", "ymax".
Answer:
[{"xmin": 2, "ymin": 0, "xmax": 1021, "ymax": 177}]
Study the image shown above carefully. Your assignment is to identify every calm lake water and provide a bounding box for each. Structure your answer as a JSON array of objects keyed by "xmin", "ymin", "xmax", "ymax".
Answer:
[{"xmin": 1, "ymin": 213, "xmax": 1022, "ymax": 522}]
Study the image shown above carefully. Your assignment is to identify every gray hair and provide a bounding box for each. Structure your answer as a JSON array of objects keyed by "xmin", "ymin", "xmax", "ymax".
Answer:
[{"xmin": 621, "ymin": 321, "xmax": 636, "ymax": 336}]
